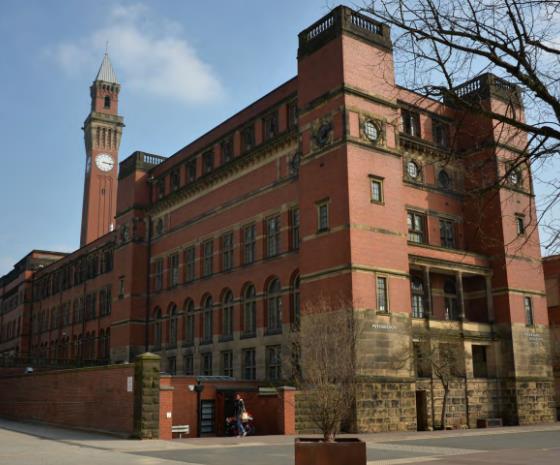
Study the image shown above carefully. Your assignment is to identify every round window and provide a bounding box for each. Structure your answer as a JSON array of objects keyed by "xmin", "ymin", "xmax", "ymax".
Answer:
[
  {"xmin": 316, "ymin": 122, "xmax": 332, "ymax": 146},
  {"xmin": 509, "ymin": 169, "xmax": 520, "ymax": 185},
  {"xmin": 363, "ymin": 120, "xmax": 379, "ymax": 142},
  {"xmin": 407, "ymin": 161, "xmax": 420, "ymax": 179},
  {"xmin": 438, "ymin": 170, "xmax": 451, "ymax": 189}
]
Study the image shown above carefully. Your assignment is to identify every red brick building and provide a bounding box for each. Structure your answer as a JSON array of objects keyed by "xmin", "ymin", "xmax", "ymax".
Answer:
[{"xmin": 1, "ymin": 6, "xmax": 555, "ymax": 431}]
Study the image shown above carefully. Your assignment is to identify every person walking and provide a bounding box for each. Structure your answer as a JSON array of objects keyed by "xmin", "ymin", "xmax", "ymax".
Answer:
[{"xmin": 233, "ymin": 393, "xmax": 247, "ymax": 437}]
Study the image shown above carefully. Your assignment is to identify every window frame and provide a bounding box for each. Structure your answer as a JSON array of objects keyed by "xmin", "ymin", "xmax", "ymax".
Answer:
[
  {"xmin": 407, "ymin": 211, "xmax": 427, "ymax": 244},
  {"xmin": 266, "ymin": 279, "xmax": 282, "ymax": 334},
  {"xmin": 316, "ymin": 199, "xmax": 330, "ymax": 233},
  {"xmin": 439, "ymin": 218, "xmax": 456, "ymax": 249},
  {"xmin": 369, "ymin": 176, "xmax": 384, "ymax": 204},
  {"xmin": 516, "ymin": 214, "xmax": 526, "ymax": 236},
  {"xmin": 376, "ymin": 275, "xmax": 389, "ymax": 313},
  {"xmin": 202, "ymin": 239, "xmax": 214, "ymax": 278},
  {"xmin": 266, "ymin": 345, "xmax": 282, "ymax": 381},
  {"xmin": 221, "ymin": 350, "xmax": 234, "ymax": 377},
  {"xmin": 265, "ymin": 215, "xmax": 281, "ymax": 258},
  {"xmin": 402, "ymin": 108, "xmax": 421, "ymax": 137},
  {"xmin": 243, "ymin": 223, "xmax": 256, "ymax": 265},
  {"xmin": 221, "ymin": 231, "xmax": 234, "ymax": 272},
  {"xmin": 524, "ymin": 296, "xmax": 534, "ymax": 326},
  {"xmin": 184, "ymin": 246, "xmax": 196, "ymax": 282},
  {"xmin": 242, "ymin": 348, "xmax": 256, "ymax": 380}
]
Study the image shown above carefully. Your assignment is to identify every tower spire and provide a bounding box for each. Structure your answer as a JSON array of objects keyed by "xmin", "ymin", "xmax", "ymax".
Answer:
[{"xmin": 95, "ymin": 51, "xmax": 118, "ymax": 84}]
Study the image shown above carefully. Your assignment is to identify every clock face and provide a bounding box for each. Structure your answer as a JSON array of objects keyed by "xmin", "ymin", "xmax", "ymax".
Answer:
[{"xmin": 95, "ymin": 153, "xmax": 114, "ymax": 172}]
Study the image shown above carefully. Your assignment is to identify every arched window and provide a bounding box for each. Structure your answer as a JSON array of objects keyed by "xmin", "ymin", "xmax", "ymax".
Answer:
[
  {"xmin": 154, "ymin": 307, "xmax": 162, "ymax": 349},
  {"xmin": 411, "ymin": 277, "xmax": 424, "ymax": 318},
  {"xmin": 184, "ymin": 300, "xmax": 195, "ymax": 345},
  {"xmin": 291, "ymin": 275, "xmax": 300, "ymax": 326},
  {"xmin": 221, "ymin": 290, "xmax": 234, "ymax": 339},
  {"xmin": 267, "ymin": 279, "xmax": 282, "ymax": 333},
  {"xmin": 443, "ymin": 278, "xmax": 459, "ymax": 320},
  {"xmin": 104, "ymin": 95, "xmax": 111, "ymax": 109},
  {"xmin": 169, "ymin": 304, "xmax": 178, "ymax": 347},
  {"xmin": 202, "ymin": 296, "xmax": 213, "ymax": 344},
  {"xmin": 243, "ymin": 284, "xmax": 256, "ymax": 336}
]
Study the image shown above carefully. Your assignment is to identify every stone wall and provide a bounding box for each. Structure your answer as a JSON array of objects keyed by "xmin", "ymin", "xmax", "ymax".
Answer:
[{"xmin": 355, "ymin": 380, "xmax": 417, "ymax": 432}]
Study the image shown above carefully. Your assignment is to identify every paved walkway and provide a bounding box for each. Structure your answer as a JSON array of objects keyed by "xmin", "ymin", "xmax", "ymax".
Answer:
[{"xmin": 0, "ymin": 418, "xmax": 559, "ymax": 465}]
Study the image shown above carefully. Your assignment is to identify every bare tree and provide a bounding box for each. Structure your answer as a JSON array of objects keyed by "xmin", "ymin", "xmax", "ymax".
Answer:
[
  {"xmin": 414, "ymin": 341, "xmax": 464, "ymax": 429},
  {"xmin": 289, "ymin": 295, "xmax": 364, "ymax": 442},
  {"xmin": 363, "ymin": 0, "xmax": 560, "ymax": 252}
]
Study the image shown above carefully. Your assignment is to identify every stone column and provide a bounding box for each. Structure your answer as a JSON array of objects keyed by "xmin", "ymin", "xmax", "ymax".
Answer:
[
  {"xmin": 456, "ymin": 272, "xmax": 465, "ymax": 320},
  {"xmin": 485, "ymin": 275, "xmax": 495, "ymax": 323},
  {"xmin": 133, "ymin": 352, "xmax": 161, "ymax": 439},
  {"xmin": 423, "ymin": 267, "xmax": 432, "ymax": 318}
]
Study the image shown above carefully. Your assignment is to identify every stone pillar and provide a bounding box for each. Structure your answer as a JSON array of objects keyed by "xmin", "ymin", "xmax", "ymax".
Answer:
[
  {"xmin": 485, "ymin": 275, "xmax": 495, "ymax": 323},
  {"xmin": 423, "ymin": 267, "xmax": 432, "ymax": 318},
  {"xmin": 133, "ymin": 352, "xmax": 161, "ymax": 439},
  {"xmin": 277, "ymin": 386, "xmax": 296, "ymax": 434},
  {"xmin": 456, "ymin": 272, "xmax": 465, "ymax": 320}
]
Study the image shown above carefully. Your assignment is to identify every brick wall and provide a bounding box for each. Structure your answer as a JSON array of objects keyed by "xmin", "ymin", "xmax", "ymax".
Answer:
[{"xmin": 0, "ymin": 364, "xmax": 134, "ymax": 436}]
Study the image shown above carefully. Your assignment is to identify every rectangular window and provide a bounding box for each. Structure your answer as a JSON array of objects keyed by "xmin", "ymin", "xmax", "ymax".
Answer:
[
  {"xmin": 432, "ymin": 120, "xmax": 449, "ymax": 147},
  {"xmin": 439, "ymin": 219, "xmax": 455, "ymax": 248},
  {"xmin": 287, "ymin": 101, "xmax": 297, "ymax": 129},
  {"xmin": 221, "ymin": 350, "xmax": 233, "ymax": 377},
  {"xmin": 154, "ymin": 258, "xmax": 164, "ymax": 291},
  {"xmin": 370, "ymin": 178, "xmax": 384, "ymax": 203},
  {"xmin": 184, "ymin": 353, "xmax": 194, "ymax": 375},
  {"xmin": 202, "ymin": 240, "xmax": 213, "ymax": 277},
  {"xmin": 105, "ymin": 287, "xmax": 112, "ymax": 315},
  {"xmin": 201, "ymin": 352, "xmax": 213, "ymax": 376},
  {"xmin": 168, "ymin": 253, "xmax": 179, "ymax": 288},
  {"xmin": 316, "ymin": 200, "xmax": 329, "ymax": 232},
  {"xmin": 203, "ymin": 150, "xmax": 214, "ymax": 174},
  {"xmin": 119, "ymin": 277, "xmax": 124, "ymax": 299},
  {"xmin": 242, "ymin": 348, "xmax": 256, "ymax": 380},
  {"xmin": 167, "ymin": 356, "xmax": 176, "ymax": 375},
  {"xmin": 156, "ymin": 178, "xmax": 165, "ymax": 199},
  {"xmin": 266, "ymin": 215, "xmax": 281, "ymax": 257},
  {"xmin": 170, "ymin": 169, "xmax": 180, "ymax": 191},
  {"xmin": 241, "ymin": 125, "xmax": 255, "ymax": 153},
  {"xmin": 187, "ymin": 160, "xmax": 197, "ymax": 183},
  {"xmin": 221, "ymin": 231, "xmax": 234, "ymax": 272},
  {"xmin": 524, "ymin": 296, "xmax": 534, "ymax": 326},
  {"xmin": 263, "ymin": 111, "xmax": 279, "ymax": 141},
  {"xmin": 413, "ymin": 342, "xmax": 431, "ymax": 378},
  {"xmin": 221, "ymin": 137, "xmax": 233, "ymax": 164},
  {"xmin": 376, "ymin": 276, "xmax": 388, "ymax": 312},
  {"xmin": 266, "ymin": 345, "xmax": 282, "ymax": 381},
  {"xmin": 184, "ymin": 246, "xmax": 196, "ymax": 282},
  {"xmin": 407, "ymin": 211, "xmax": 426, "ymax": 243},
  {"xmin": 516, "ymin": 215, "xmax": 525, "ymax": 235},
  {"xmin": 472, "ymin": 345, "xmax": 489, "ymax": 378},
  {"xmin": 290, "ymin": 207, "xmax": 300, "ymax": 250},
  {"xmin": 243, "ymin": 223, "xmax": 256, "ymax": 265},
  {"xmin": 402, "ymin": 109, "xmax": 420, "ymax": 137}
]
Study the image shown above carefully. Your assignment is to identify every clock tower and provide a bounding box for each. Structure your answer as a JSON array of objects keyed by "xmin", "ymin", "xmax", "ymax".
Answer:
[{"xmin": 81, "ymin": 52, "xmax": 124, "ymax": 246}]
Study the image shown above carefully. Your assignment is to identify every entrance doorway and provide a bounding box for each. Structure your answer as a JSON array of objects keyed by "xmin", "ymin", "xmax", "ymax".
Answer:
[{"xmin": 416, "ymin": 390, "xmax": 428, "ymax": 431}]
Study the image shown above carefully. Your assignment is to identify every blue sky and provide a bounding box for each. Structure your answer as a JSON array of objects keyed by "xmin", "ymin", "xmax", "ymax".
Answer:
[{"xmin": 0, "ymin": 0, "xmax": 558, "ymax": 276}]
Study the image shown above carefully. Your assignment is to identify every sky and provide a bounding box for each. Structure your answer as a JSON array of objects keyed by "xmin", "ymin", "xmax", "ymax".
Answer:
[{"xmin": 0, "ymin": 0, "xmax": 558, "ymax": 276}]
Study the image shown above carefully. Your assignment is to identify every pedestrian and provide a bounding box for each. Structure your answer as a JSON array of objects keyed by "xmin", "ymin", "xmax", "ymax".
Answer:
[{"xmin": 233, "ymin": 393, "xmax": 247, "ymax": 437}]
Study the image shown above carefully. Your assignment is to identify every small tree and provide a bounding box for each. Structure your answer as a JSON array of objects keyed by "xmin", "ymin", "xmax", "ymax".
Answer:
[
  {"xmin": 415, "ymin": 341, "xmax": 463, "ymax": 429},
  {"xmin": 290, "ymin": 295, "xmax": 363, "ymax": 442}
]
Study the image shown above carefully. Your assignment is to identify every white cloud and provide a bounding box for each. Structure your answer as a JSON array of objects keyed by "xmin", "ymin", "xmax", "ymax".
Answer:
[{"xmin": 47, "ymin": 3, "xmax": 224, "ymax": 105}]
